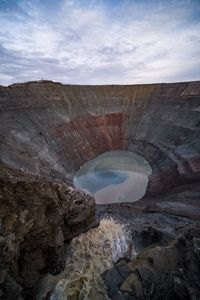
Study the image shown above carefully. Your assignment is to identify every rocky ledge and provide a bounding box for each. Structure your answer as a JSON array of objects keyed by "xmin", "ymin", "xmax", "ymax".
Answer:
[
  {"xmin": 103, "ymin": 225, "xmax": 200, "ymax": 300},
  {"xmin": 0, "ymin": 162, "xmax": 97, "ymax": 299}
]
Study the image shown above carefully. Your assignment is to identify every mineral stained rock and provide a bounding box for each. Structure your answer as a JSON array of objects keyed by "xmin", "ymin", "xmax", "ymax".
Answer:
[
  {"xmin": 0, "ymin": 162, "xmax": 97, "ymax": 299},
  {"xmin": 0, "ymin": 81, "xmax": 199, "ymax": 194},
  {"xmin": 0, "ymin": 80, "xmax": 200, "ymax": 299}
]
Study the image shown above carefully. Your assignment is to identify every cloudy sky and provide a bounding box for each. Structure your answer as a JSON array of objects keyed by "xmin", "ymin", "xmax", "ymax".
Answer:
[{"xmin": 0, "ymin": 0, "xmax": 200, "ymax": 85}]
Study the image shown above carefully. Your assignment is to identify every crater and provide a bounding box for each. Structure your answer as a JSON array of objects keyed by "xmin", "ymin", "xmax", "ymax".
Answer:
[
  {"xmin": 73, "ymin": 150, "xmax": 152, "ymax": 204},
  {"xmin": 0, "ymin": 80, "xmax": 200, "ymax": 299}
]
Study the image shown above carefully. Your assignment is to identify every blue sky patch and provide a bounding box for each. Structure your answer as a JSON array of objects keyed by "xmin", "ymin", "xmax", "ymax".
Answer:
[{"xmin": 0, "ymin": 0, "xmax": 199, "ymax": 85}]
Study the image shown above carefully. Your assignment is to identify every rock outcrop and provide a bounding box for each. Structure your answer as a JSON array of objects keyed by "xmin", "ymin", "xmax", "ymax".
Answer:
[
  {"xmin": 0, "ymin": 162, "xmax": 97, "ymax": 299},
  {"xmin": 103, "ymin": 225, "xmax": 200, "ymax": 300}
]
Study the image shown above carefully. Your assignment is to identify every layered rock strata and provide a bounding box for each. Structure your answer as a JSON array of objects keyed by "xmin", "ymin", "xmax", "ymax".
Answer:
[
  {"xmin": 0, "ymin": 80, "xmax": 200, "ymax": 299},
  {"xmin": 0, "ymin": 80, "xmax": 199, "ymax": 195}
]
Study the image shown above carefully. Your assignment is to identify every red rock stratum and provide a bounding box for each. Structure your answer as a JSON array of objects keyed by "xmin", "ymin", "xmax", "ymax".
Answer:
[
  {"xmin": 0, "ymin": 80, "xmax": 200, "ymax": 299},
  {"xmin": 0, "ymin": 81, "xmax": 199, "ymax": 192}
]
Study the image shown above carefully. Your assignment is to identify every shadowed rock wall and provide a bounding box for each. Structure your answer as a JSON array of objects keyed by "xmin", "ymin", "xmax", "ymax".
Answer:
[
  {"xmin": 0, "ymin": 81, "xmax": 199, "ymax": 195},
  {"xmin": 0, "ymin": 162, "xmax": 97, "ymax": 299}
]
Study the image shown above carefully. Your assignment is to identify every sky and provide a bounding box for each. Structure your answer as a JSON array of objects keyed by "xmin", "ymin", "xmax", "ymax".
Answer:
[{"xmin": 0, "ymin": 0, "xmax": 200, "ymax": 85}]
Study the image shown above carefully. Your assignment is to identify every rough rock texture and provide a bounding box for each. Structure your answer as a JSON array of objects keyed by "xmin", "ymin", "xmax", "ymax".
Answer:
[
  {"xmin": 0, "ymin": 80, "xmax": 200, "ymax": 299},
  {"xmin": 0, "ymin": 162, "xmax": 97, "ymax": 299},
  {"xmin": 103, "ymin": 225, "xmax": 200, "ymax": 300}
]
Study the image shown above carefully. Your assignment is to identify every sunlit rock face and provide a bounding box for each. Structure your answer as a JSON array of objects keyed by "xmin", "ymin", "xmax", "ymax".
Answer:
[{"xmin": 73, "ymin": 150, "xmax": 152, "ymax": 204}]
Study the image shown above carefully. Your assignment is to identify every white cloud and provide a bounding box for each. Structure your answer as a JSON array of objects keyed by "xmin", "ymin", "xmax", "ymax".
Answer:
[{"xmin": 0, "ymin": 0, "xmax": 199, "ymax": 85}]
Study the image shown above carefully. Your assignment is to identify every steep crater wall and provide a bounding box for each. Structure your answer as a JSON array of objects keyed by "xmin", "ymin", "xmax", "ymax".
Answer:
[
  {"xmin": 0, "ymin": 81, "xmax": 199, "ymax": 196},
  {"xmin": 0, "ymin": 80, "xmax": 200, "ymax": 299}
]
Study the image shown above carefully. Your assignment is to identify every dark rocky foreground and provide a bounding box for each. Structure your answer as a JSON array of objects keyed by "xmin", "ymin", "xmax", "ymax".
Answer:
[
  {"xmin": 97, "ymin": 185, "xmax": 200, "ymax": 299},
  {"xmin": 0, "ymin": 162, "xmax": 97, "ymax": 299},
  {"xmin": 103, "ymin": 225, "xmax": 200, "ymax": 300},
  {"xmin": 0, "ymin": 80, "xmax": 200, "ymax": 299}
]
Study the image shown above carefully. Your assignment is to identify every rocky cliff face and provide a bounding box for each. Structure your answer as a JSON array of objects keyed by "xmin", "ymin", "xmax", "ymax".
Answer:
[
  {"xmin": 0, "ymin": 80, "xmax": 199, "ymax": 299},
  {"xmin": 0, "ymin": 81, "xmax": 199, "ymax": 194},
  {"xmin": 0, "ymin": 162, "xmax": 97, "ymax": 299}
]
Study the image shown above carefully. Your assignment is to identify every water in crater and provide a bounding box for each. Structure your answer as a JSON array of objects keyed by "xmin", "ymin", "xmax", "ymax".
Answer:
[{"xmin": 73, "ymin": 150, "xmax": 152, "ymax": 204}]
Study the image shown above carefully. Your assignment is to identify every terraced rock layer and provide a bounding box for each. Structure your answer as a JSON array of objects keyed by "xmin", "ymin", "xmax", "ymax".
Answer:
[
  {"xmin": 0, "ymin": 80, "xmax": 200, "ymax": 299},
  {"xmin": 0, "ymin": 80, "xmax": 199, "ymax": 196}
]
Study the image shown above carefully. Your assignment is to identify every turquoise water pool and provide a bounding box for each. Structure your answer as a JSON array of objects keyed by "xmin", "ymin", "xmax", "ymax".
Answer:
[{"xmin": 73, "ymin": 150, "xmax": 152, "ymax": 204}]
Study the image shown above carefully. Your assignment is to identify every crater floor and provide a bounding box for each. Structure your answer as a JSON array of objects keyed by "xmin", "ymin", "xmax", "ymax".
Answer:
[{"xmin": 1, "ymin": 80, "xmax": 199, "ymax": 218}]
